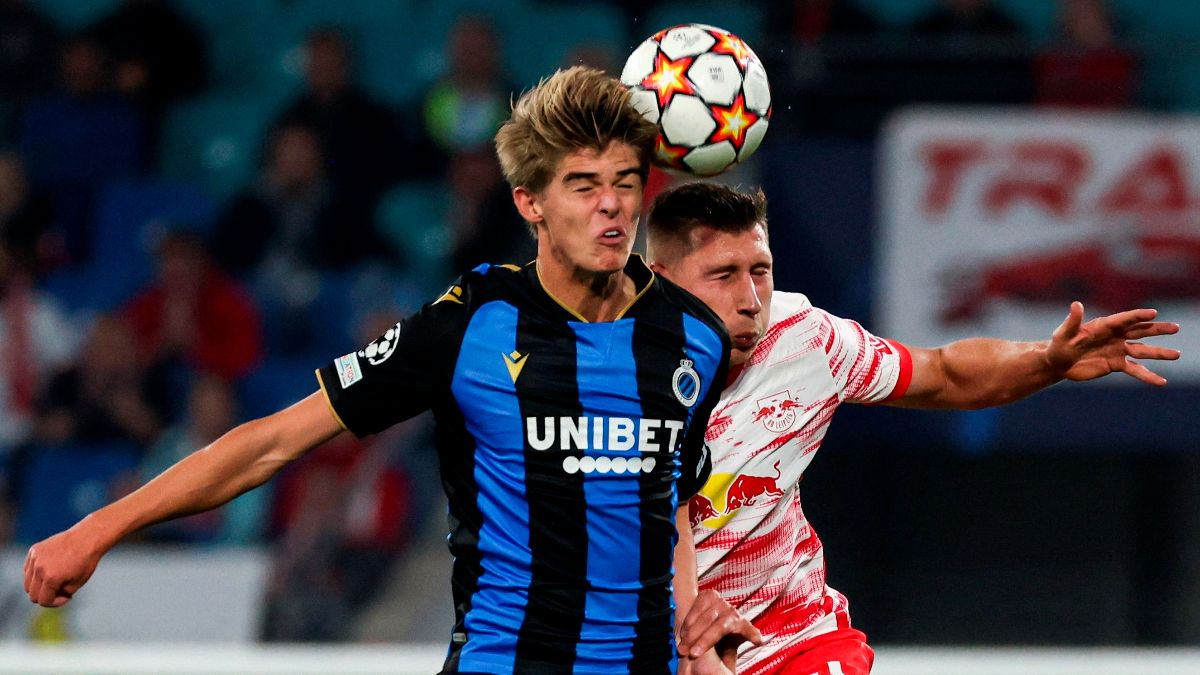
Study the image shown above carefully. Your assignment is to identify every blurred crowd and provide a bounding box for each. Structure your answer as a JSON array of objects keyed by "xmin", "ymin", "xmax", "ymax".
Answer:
[{"xmin": 0, "ymin": 0, "xmax": 1186, "ymax": 641}]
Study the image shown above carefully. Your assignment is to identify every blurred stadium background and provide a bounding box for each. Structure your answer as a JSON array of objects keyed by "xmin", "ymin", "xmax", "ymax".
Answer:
[{"xmin": 0, "ymin": 0, "xmax": 1199, "ymax": 672}]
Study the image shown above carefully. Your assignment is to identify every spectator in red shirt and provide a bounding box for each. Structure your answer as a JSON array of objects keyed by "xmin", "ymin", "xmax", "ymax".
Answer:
[
  {"xmin": 122, "ymin": 229, "xmax": 263, "ymax": 382},
  {"xmin": 1034, "ymin": 0, "xmax": 1137, "ymax": 109}
]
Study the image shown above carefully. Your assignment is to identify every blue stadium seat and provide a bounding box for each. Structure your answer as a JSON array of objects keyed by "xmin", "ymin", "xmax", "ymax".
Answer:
[
  {"xmin": 506, "ymin": 3, "xmax": 628, "ymax": 86},
  {"xmin": 643, "ymin": 1, "xmax": 766, "ymax": 44},
  {"xmin": 375, "ymin": 183, "xmax": 454, "ymax": 295},
  {"xmin": 16, "ymin": 442, "xmax": 139, "ymax": 545},
  {"xmin": 160, "ymin": 93, "xmax": 278, "ymax": 201},
  {"xmin": 409, "ymin": 0, "xmax": 530, "ymax": 89},
  {"xmin": 238, "ymin": 356, "xmax": 324, "ymax": 422},
  {"xmin": 26, "ymin": 0, "xmax": 120, "ymax": 30},
  {"xmin": 91, "ymin": 179, "xmax": 217, "ymax": 310},
  {"xmin": 186, "ymin": 0, "xmax": 425, "ymax": 106},
  {"xmin": 39, "ymin": 179, "xmax": 215, "ymax": 312},
  {"xmin": 172, "ymin": 0, "xmax": 280, "ymax": 93}
]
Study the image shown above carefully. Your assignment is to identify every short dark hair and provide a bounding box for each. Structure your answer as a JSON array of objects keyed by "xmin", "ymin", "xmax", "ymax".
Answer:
[{"xmin": 646, "ymin": 182, "xmax": 767, "ymax": 260}]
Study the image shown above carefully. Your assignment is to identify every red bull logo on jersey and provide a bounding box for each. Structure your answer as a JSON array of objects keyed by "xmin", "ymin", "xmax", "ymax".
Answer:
[
  {"xmin": 688, "ymin": 461, "xmax": 785, "ymax": 528},
  {"xmin": 753, "ymin": 391, "xmax": 801, "ymax": 433}
]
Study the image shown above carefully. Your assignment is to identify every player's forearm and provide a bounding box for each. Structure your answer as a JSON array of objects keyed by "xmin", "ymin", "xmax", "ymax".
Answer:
[
  {"xmin": 937, "ymin": 337, "xmax": 1063, "ymax": 409},
  {"xmin": 78, "ymin": 419, "xmax": 287, "ymax": 550},
  {"xmin": 673, "ymin": 505, "xmax": 699, "ymax": 622},
  {"xmin": 78, "ymin": 395, "xmax": 338, "ymax": 552}
]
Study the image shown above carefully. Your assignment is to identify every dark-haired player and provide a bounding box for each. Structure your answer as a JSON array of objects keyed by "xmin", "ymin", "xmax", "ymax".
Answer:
[{"xmin": 647, "ymin": 181, "xmax": 1180, "ymax": 675}]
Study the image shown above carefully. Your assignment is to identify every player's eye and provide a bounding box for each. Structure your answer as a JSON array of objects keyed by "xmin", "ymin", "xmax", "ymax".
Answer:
[{"xmin": 616, "ymin": 182, "xmax": 636, "ymax": 190}]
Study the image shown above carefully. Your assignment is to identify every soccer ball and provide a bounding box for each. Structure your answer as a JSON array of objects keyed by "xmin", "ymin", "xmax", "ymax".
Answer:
[{"xmin": 621, "ymin": 24, "xmax": 771, "ymax": 176}]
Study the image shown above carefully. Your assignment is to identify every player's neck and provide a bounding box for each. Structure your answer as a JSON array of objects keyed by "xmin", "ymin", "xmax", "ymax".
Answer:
[{"xmin": 536, "ymin": 258, "xmax": 637, "ymax": 323}]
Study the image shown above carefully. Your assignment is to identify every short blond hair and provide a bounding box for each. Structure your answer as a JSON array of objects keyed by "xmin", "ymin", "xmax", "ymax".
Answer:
[{"xmin": 494, "ymin": 66, "xmax": 657, "ymax": 193}]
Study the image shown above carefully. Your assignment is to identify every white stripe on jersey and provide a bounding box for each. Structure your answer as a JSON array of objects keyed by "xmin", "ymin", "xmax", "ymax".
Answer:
[{"xmin": 691, "ymin": 292, "xmax": 908, "ymax": 673}]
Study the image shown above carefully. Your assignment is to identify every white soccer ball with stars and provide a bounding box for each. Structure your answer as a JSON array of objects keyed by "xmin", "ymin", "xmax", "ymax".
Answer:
[{"xmin": 621, "ymin": 23, "xmax": 771, "ymax": 176}]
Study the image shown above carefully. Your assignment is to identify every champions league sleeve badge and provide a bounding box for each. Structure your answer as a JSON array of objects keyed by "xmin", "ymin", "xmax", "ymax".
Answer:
[{"xmin": 672, "ymin": 359, "xmax": 701, "ymax": 407}]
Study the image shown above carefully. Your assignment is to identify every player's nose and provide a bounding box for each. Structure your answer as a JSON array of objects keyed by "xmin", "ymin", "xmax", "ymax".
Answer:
[
  {"xmin": 596, "ymin": 185, "xmax": 619, "ymax": 216},
  {"xmin": 736, "ymin": 273, "xmax": 762, "ymax": 315}
]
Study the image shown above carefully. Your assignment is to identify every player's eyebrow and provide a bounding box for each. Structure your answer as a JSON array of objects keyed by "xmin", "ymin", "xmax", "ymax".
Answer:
[
  {"xmin": 562, "ymin": 167, "xmax": 641, "ymax": 183},
  {"xmin": 562, "ymin": 171, "xmax": 598, "ymax": 183},
  {"xmin": 704, "ymin": 262, "xmax": 740, "ymax": 276}
]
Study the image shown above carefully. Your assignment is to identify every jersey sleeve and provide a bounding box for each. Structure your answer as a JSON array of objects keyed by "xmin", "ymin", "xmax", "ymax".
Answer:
[
  {"xmin": 316, "ymin": 281, "xmax": 472, "ymax": 437},
  {"xmin": 817, "ymin": 309, "xmax": 912, "ymax": 404}
]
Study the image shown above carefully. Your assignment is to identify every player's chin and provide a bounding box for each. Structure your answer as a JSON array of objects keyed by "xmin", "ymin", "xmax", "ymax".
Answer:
[
  {"xmin": 728, "ymin": 346, "xmax": 754, "ymax": 367},
  {"xmin": 591, "ymin": 248, "xmax": 632, "ymax": 273}
]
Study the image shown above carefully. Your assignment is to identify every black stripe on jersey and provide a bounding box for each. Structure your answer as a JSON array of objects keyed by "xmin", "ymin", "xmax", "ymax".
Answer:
[
  {"xmin": 514, "ymin": 309, "xmax": 586, "ymax": 673},
  {"xmin": 630, "ymin": 310, "xmax": 688, "ymax": 673},
  {"xmin": 438, "ymin": 401, "xmax": 484, "ymax": 673}
]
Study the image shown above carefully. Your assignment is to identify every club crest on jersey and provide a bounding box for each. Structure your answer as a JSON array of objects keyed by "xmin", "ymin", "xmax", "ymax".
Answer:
[
  {"xmin": 753, "ymin": 390, "xmax": 801, "ymax": 433},
  {"xmin": 359, "ymin": 322, "xmax": 402, "ymax": 366},
  {"xmin": 672, "ymin": 359, "xmax": 700, "ymax": 407}
]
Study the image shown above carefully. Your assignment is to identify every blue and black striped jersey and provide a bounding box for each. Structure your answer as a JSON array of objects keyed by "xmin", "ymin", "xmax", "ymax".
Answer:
[{"xmin": 317, "ymin": 256, "xmax": 729, "ymax": 675}]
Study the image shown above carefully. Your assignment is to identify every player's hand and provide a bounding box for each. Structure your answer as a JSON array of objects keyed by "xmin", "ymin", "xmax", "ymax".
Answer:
[
  {"xmin": 678, "ymin": 649, "xmax": 734, "ymax": 675},
  {"xmin": 24, "ymin": 526, "xmax": 103, "ymax": 607},
  {"xmin": 1047, "ymin": 302, "xmax": 1180, "ymax": 385},
  {"xmin": 677, "ymin": 589, "xmax": 763, "ymax": 665}
]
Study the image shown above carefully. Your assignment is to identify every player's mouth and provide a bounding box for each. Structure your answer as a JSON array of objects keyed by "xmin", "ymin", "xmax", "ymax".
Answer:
[
  {"xmin": 598, "ymin": 228, "xmax": 627, "ymax": 245},
  {"xmin": 731, "ymin": 330, "xmax": 760, "ymax": 350}
]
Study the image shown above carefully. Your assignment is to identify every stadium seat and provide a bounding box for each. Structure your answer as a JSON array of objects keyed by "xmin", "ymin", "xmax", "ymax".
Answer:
[
  {"xmin": 408, "ymin": 0, "xmax": 530, "ymax": 88},
  {"xmin": 507, "ymin": 3, "xmax": 628, "ymax": 86},
  {"xmin": 643, "ymin": 1, "xmax": 766, "ymax": 44},
  {"xmin": 15, "ymin": 442, "xmax": 139, "ymax": 545},
  {"xmin": 186, "ymin": 0, "xmax": 425, "ymax": 106},
  {"xmin": 25, "ymin": 0, "xmax": 120, "ymax": 30},
  {"xmin": 171, "ymin": 0, "xmax": 279, "ymax": 93},
  {"xmin": 238, "ymin": 356, "xmax": 324, "ymax": 422},
  {"xmin": 375, "ymin": 183, "xmax": 454, "ymax": 295},
  {"xmin": 85, "ymin": 179, "xmax": 216, "ymax": 311},
  {"xmin": 160, "ymin": 93, "xmax": 278, "ymax": 202}
]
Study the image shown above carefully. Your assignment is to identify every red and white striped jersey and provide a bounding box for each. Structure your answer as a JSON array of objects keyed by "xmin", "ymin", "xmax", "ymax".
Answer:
[{"xmin": 691, "ymin": 292, "xmax": 912, "ymax": 675}]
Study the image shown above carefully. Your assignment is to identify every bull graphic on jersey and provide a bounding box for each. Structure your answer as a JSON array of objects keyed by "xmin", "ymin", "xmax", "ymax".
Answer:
[
  {"xmin": 688, "ymin": 461, "xmax": 785, "ymax": 528},
  {"xmin": 688, "ymin": 493, "xmax": 721, "ymax": 528},
  {"xmin": 753, "ymin": 391, "xmax": 801, "ymax": 432},
  {"xmin": 725, "ymin": 460, "xmax": 784, "ymax": 510}
]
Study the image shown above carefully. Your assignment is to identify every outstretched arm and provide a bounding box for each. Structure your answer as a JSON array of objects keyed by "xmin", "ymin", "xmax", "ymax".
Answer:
[
  {"xmin": 24, "ymin": 391, "xmax": 343, "ymax": 607},
  {"xmin": 891, "ymin": 302, "xmax": 1180, "ymax": 410}
]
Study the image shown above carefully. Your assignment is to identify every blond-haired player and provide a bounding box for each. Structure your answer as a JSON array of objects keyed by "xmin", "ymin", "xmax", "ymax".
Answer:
[{"xmin": 24, "ymin": 69, "xmax": 757, "ymax": 675}]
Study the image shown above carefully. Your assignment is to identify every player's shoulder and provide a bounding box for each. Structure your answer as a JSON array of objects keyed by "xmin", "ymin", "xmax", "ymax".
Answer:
[
  {"xmin": 432, "ymin": 262, "xmax": 530, "ymax": 307},
  {"xmin": 769, "ymin": 290, "xmax": 815, "ymax": 319},
  {"xmin": 653, "ymin": 273, "xmax": 729, "ymax": 341}
]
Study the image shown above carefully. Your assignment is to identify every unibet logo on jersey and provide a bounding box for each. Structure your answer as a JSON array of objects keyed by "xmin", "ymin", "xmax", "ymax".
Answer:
[{"xmin": 526, "ymin": 416, "xmax": 685, "ymax": 453}]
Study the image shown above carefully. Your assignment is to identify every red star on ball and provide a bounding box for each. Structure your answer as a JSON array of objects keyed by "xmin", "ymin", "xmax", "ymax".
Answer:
[
  {"xmin": 641, "ymin": 50, "xmax": 696, "ymax": 110},
  {"xmin": 709, "ymin": 30, "xmax": 754, "ymax": 68},
  {"xmin": 654, "ymin": 135, "xmax": 690, "ymax": 170},
  {"xmin": 708, "ymin": 93, "xmax": 760, "ymax": 148}
]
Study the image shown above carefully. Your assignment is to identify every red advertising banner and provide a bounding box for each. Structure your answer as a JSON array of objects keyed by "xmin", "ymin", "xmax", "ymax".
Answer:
[{"xmin": 879, "ymin": 109, "xmax": 1198, "ymax": 381}]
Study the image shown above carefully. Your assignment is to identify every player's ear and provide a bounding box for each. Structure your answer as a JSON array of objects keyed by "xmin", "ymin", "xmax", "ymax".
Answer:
[
  {"xmin": 647, "ymin": 259, "xmax": 673, "ymax": 280},
  {"xmin": 512, "ymin": 187, "xmax": 543, "ymax": 225}
]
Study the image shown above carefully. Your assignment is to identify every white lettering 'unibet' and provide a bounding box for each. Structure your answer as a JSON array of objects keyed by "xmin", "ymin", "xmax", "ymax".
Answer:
[
  {"xmin": 609, "ymin": 418, "xmax": 635, "ymax": 451},
  {"xmin": 526, "ymin": 416, "xmax": 685, "ymax": 452}
]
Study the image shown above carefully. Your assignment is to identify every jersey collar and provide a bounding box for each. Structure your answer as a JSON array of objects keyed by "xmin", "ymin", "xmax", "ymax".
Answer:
[{"xmin": 530, "ymin": 254, "xmax": 656, "ymax": 322}]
